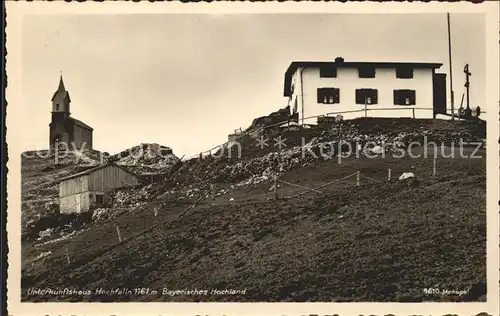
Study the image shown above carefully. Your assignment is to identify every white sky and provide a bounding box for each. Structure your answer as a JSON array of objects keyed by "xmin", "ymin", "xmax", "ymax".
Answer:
[{"xmin": 21, "ymin": 13, "xmax": 485, "ymax": 157}]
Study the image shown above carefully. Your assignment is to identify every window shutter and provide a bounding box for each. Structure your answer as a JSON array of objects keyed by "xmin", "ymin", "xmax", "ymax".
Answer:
[
  {"xmin": 359, "ymin": 67, "xmax": 375, "ymax": 78},
  {"xmin": 394, "ymin": 90, "xmax": 400, "ymax": 105},
  {"xmin": 320, "ymin": 66, "xmax": 337, "ymax": 78},
  {"xmin": 355, "ymin": 89, "xmax": 363, "ymax": 104},
  {"xmin": 317, "ymin": 88, "xmax": 323, "ymax": 103},
  {"xmin": 372, "ymin": 89, "xmax": 378, "ymax": 104},
  {"xmin": 410, "ymin": 90, "xmax": 416, "ymax": 105},
  {"xmin": 334, "ymin": 88, "xmax": 340, "ymax": 104}
]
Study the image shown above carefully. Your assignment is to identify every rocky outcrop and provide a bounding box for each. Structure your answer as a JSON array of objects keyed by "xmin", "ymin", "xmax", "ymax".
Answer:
[
  {"xmin": 246, "ymin": 106, "xmax": 295, "ymax": 132},
  {"xmin": 113, "ymin": 143, "xmax": 179, "ymax": 175}
]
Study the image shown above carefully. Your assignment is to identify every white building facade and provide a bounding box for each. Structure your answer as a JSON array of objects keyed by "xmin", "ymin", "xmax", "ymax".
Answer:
[{"xmin": 283, "ymin": 58, "xmax": 447, "ymax": 124}]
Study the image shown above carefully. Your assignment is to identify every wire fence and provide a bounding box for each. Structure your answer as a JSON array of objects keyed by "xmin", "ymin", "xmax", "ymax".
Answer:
[
  {"xmin": 24, "ymin": 102, "xmax": 488, "ymax": 278},
  {"xmin": 22, "ymin": 106, "xmax": 486, "ymax": 193},
  {"xmin": 43, "ymin": 160, "xmax": 434, "ymax": 270},
  {"xmin": 185, "ymin": 106, "xmax": 486, "ymax": 160},
  {"xmin": 31, "ymin": 150, "xmax": 463, "ymax": 277},
  {"xmin": 272, "ymin": 158, "xmax": 438, "ymax": 201}
]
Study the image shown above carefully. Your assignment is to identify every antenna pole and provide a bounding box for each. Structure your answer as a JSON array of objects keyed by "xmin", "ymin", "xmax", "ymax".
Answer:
[
  {"xmin": 464, "ymin": 64, "xmax": 472, "ymax": 119},
  {"xmin": 447, "ymin": 13, "xmax": 455, "ymax": 121},
  {"xmin": 465, "ymin": 64, "xmax": 470, "ymax": 110}
]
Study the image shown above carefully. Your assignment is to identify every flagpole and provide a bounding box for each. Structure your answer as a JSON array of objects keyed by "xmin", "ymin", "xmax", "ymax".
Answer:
[{"xmin": 447, "ymin": 13, "xmax": 455, "ymax": 121}]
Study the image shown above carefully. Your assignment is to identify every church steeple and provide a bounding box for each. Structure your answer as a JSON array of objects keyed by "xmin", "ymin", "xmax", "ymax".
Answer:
[
  {"xmin": 49, "ymin": 71, "xmax": 94, "ymax": 150},
  {"xmin": 57, "ymin": 74, "xmax": 66, "ymax": 92},
  {"xmin": 51, "ymin": 72, "xmax": 71, "ymax": 114}
]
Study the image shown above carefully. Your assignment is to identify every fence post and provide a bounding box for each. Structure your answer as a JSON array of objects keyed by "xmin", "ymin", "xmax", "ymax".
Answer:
[
  {"xmin": 273, "ymin": 175, "xmax": 278, "ymax": 200},
  {"xmin": 356, "ymin": 171, "xmax": 360, "ymax": 186},
  {"xmin": 364, "ymin": 99, "xmax": 368, "ymax": 118},
  {"xmin": 116, "ymin": 225, "xmax": 122, "ymax": 243},
  {"xmin": 65, "ymin": 247, "xmax": 70, "ymax": 266},
  {"xmin": 412, "ymin": 108, "xmax": 416, "ymax": 119},
  {"xmin": 54, "ymin": 140, "xmax": 59, "ymax": 165},
  {"xmin": 387, "ymin": 168, "xmax": 391, "ymax": 182},
  {"xmin": 432, "ymin": 158, "xmax": 437, "ymax": 176}
]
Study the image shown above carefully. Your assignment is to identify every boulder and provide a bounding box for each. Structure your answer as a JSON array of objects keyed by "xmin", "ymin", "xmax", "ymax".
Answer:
[{"xmin": 399, "ymin": 172, "xmax": 415, "ymax": 181}]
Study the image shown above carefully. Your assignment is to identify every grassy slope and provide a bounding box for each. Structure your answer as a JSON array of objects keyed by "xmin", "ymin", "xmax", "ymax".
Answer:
[
  {"xmin": 21, "ymin": 151, "xmax": 100, "ymax": 227},
  {"xmin": 21, "ymin": 145, "xmax": 486, "ymax": 302}
]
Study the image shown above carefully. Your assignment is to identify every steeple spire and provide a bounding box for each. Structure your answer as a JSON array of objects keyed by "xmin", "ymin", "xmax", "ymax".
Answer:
[
  {"xmin": 58, "ymin": 71, "xmax": 66, "ymax": 92},
  {"xmin": 51, "ymin": 71, "xmax": 71, "ymax": 106}
]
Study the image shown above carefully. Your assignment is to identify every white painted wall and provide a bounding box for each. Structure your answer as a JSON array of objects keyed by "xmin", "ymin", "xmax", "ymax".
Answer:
[
  {"xmin": 60, "ymin": 191, "xmax": 91, "ymax": 214},
  {"xmin": 287, "ymin": 71, "xmax": 300, "ymax": 115},
  {"xmin": 289, "ymin": 67, "xmax": 436, "ymax": 124}
]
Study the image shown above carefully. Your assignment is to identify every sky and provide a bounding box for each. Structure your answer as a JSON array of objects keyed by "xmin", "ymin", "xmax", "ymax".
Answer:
[{"xmin": 21, "ymin": 13, "xmax": 486, "ymax": 157}]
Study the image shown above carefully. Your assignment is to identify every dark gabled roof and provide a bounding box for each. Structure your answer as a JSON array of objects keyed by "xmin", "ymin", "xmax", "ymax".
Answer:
[
  {"xmin": 51, "ymin": 75, "xmax": 72, "ymax": 102},
  {"xmin": 70, "ymin": 117, "xmax": 93, "ymax": 131},
  {"xmin": 57, "ymin": 162, "xmax": 137, "ymax": 183},
  {"xmin": 283, "ymin": 60, "xmax": 443, "ymax": 96},
  {"xmin": 51, "ymin": 90, "xmax": 71, "ymax": 102}
]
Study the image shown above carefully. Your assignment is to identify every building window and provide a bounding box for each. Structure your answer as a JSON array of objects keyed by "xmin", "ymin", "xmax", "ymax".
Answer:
[
  {"xmin": 394, "ymin": 89, "xmax": 416, "ymax": 105},
  {"xmin": 317, "ymin": 88, "xmax": 340, "ymax": 104},
  {"xmin": 56, "ymin": 104, "xmax": 60, "ymax": 111},
  {"xmin": 320, "ymin": 65, "xmax": 337, "ymax": 78},
  {"xmin": 95, "ymin": 194, "xmax": 104, "ymax": 205},
  {"xmin": 358, "ymin": 67, "xmax": 376, "ymax": 78},
  {"xmin": 396, "ymin": 67, "xmax": 414, "ymax": 79},
  {"xmin": 356, "ymin": 89, "xmax": 378, "ymax": 105}
]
